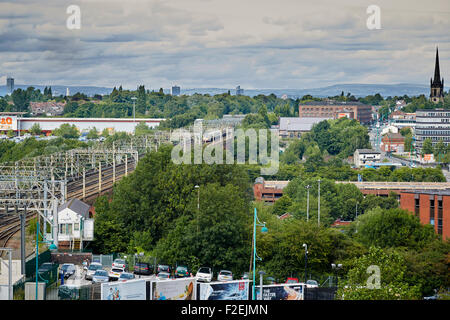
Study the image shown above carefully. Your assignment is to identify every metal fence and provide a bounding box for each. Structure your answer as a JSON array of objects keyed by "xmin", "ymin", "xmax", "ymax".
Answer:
[
  {"xmin": 92, "ymin": 254, "xmax": 114, "ymax": 268},
  {"xmin": 25, "ymin": 250, "xmax": 52, "ymax": 278},
  {"xmin": 57, "ymin": 283, "xmax": 102, "ymax": 300},
  {"xmin": 304, "ymin": 287, "xmax": 337, "ymax": 300}
]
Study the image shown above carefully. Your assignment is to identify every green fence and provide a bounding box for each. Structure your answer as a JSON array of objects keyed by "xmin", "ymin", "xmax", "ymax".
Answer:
[
  {"xmin": 25, "ymin": 250, "xmax": 52, "ymax": 278},
  {"xmin": 30, "ymin": 264, "xmax": 59, "ymax": 287}
]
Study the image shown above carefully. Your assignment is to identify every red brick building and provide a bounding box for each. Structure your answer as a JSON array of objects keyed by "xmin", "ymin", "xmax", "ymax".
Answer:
[
  {"xmin": 253, "ymin": 177, "xmax": 289, "ymax": 203},
  {"xmin": 400, "ymin": 190, "xmax": 450, "ymax": 240},
  {"xmin": 381, "ymin": 133, "xmax": 405, "ymax": 153},
  {"xmin": 298, "ymin": 101, "xmax": 373, "ymax": 124}
]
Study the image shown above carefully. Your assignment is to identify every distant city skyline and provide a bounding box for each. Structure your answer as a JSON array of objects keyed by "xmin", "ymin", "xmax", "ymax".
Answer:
[{"xmin": 0, "ymin": 0, "xmax": 449, "ymax": 90}]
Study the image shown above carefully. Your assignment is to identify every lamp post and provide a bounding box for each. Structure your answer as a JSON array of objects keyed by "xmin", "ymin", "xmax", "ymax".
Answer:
[
  {"xmin": 303, "ymin": 243, "xmax": 308, "ymax": 284},
  {"xmin": 131, "ymin": 96, "xmax": 137, "ymax": 130},
  {"xmin": 317, "ymin": 179, "xmax": 321, "ymax": 226},
  {"xmin": 194, "ymin": 185, "xmax": 200, "ymax": 237},
  {"xmin": 258, "ymin": 270, "xmax": 266, "ymax": 300},
  {"xmin": 331, "ymin": 263, "xmax": 342, "ymax": 287},
  {"xmin": 252, "ymin": 208, "xmax": 268, "ymax": 300},
  {"xmin": 305, "ymin": 185, "xmax": 310, "ymax": 221}
]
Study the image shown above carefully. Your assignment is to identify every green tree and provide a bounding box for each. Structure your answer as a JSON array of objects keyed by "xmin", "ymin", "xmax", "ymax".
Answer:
[
  {"xmin": 30, "ymin": 123, "xmax": 42, "ymax": 136},
  {"xmin": 337, "ymin": 247, "xmax": 421, "ymax": 300},
  {"xmin": 350, "ymin": 208, "xmax": 437, "ymax": 250},
  {"xmin": 53, "ymin": 124, "xmax": 80, "ymax": 139},
  {"xmin": 87, "ymin": 127, "xmax": 99, "ymax": 140},
  {"xmin": 422, "ymin": 138, "xmax": 433, "ymax": 155}
]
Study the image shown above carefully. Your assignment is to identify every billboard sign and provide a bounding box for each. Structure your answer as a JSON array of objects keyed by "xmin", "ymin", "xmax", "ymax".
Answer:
[
  {"xmin": 254, "ymin": 284, "xmax": 304, "ymax": 300},
  {"xmin": 199, "ymin": 280, "xmax": 250, "ymax": 300},
  {"xmin": 153, "ymin": 278, "xmax": 196, "ymax": 300},
  {"xmin": 0, "ymin": 116, "xmax": 17, "ymax": 131},
  {"xmin": 101, "ymin": 279, "xmax": 146, "ymax": 300}
]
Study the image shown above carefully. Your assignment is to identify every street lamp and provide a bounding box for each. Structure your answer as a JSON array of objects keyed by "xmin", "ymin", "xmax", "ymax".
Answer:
[
  {"xmin": 305, "ymin": 185, "xmax": 310, "ymax": 221},
  {"xmin": 131, "ymin": 96, "xmax": 137, "ymax": 127},
  {"xmin": 317, "ymin": 179, "xmax": 321, "ymax": 226},
  {"xmin": 331, "ymin": 263, "xmax": 342, "ymax": 287},
  {"xmin": 303, "ymin": 243, "xmax": 308, "ymax": 284},
  {"xmin": 135, "ymin": 252, "xmax": 144, "ymax": 278},
  {"xmin": 252, "ymin": 208, "xmax": 268, "ymax": 300},
  {"xmin": 194, "ymin": 185, "xmax": 200, "ymax": 236},
  {"xmin": 258, "ymin": 270, "xmax": 266, "ymax": 300}
]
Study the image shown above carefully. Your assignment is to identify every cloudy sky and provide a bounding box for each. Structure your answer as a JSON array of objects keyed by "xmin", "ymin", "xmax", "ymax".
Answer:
[{"xmin": 0, "ymin": 0, "xmax": 449, "ymax": 90}]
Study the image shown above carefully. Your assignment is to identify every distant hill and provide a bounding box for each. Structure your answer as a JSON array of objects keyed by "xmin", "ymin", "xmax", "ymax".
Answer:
[
  {"xmin": 0, "ymin": 85, "xmax": 112, "ymax": 97},
  {"xmin": 1, "ymin": 83, "xmax": 446, "ymax": 99}
]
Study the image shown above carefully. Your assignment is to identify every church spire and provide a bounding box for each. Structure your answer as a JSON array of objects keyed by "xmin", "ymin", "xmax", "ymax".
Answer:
[
  {"xmin": 430, "ymin": 46, "xmax": 444, "ymax": 103},
  {"xmin": 433, "ymin": 47, "xmax": 442, "ymax": 85}
]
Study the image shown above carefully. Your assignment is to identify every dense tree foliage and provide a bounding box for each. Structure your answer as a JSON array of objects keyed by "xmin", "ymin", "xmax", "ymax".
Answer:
[{"xmin": 0, "ymin": 137, "xmax": 87, "ymax": 163}]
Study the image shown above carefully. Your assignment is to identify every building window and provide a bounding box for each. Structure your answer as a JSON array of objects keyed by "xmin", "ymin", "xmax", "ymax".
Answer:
[
  {"xmin": 74, "ymin": 223, "xmax": 80, "ymax": 231},
  {"xmin": 438, "ymin": 200, "xmax": 443, "ymax": 235},
  {"xmin": 430, "ymin": 199, "xmax": 435, "ymax": 226},
  {"xmin": 414, "ymin": 198, "xmax": 420, "ymax": 217}
]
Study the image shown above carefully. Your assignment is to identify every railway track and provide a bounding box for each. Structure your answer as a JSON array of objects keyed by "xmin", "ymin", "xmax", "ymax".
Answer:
[{"xmin": 0, "ymin": 212, "xmax": 35, "ymax": 249}]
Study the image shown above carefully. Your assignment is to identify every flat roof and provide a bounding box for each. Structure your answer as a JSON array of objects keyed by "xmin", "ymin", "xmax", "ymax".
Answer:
[{"xmin": 20, "ymin": 117, "xmax": 165, "ymax": 122}]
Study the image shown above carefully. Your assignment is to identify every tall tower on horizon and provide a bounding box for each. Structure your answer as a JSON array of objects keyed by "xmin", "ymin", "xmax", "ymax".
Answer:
[
  {"xmin": 430, "ymin": 47, "xmax": 445, "ymax": 104},
  {"xmin": 6, "ymin": 76, "xmax": 14, "ymax": 94}
]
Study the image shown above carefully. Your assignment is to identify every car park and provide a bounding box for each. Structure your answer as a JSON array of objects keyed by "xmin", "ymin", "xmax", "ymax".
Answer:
[
  {"xmin": 59, "ymin": 263, "xmax": 76, "ymax": 279},
  {"xmin": 119, "ymin": 272, "xmax": 135, "ymax": 282},
  {"xmin": 175, "ymin": 265, "xmax": 190, "ymax": 278},
  {"xmin": 196, "ymin": 267, "xmax": 213, "ymax": 283},
  {"xmin": 109, "ymin": 267, "xmax": 126, "ymax": 281},
  {"xmin": 217, "ymin": 270, "xmax": 233, "ymax": 281},
  {"xmin": 134, "ymin": 262, "xmax": 153, "ymax": 275},
  {"xmin": 85, "ymin": 262, "xmax": 103, "ymax": 280},
  {"xmin": 92, "ymin": 270, "xmax": 110, "ymax": 283},
  {"xmin": 112, "ymin": 259, "xmax": 127, "ymax": 270},
  {"xmin": 157, "ymin": 272, "xmax": 171, "ymax": 280}
]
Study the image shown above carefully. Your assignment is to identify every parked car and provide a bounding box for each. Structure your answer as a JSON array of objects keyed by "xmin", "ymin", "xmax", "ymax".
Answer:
[
  {"xmin": 109, "ymin": 267, "xmax": 126, "ymax": 281},
  {"xmin": 306, "ymin": 280, "xmax": 319, "ymax": 288},
  {"xmin": 112, "ymin": 259, "xmax": 127, "ymax": 270},
  {"xmin": 92, "ymin": 270, "xmax": 110, "ymax": 283},
  {"xmin": 38, "ymin": 262, "xmax": 56, "ymax": 273},
  {"xmin": 85, "ymin": 262, "xmax": 103, "ymax": 280},
  {"xmin": 217, "ymin": 270, "xmax": 233, "ymax": 281},
  {"xmin": 156, "ymin": 272, "xmax": 171, "ymax": 280},
  {"xmin": 266, "ymin": 277, "xmax": 276, "ymax": 285},
  {"xmin": 59, "ymin": 263, "xmax": 76, "ymax": 279},
  {"xmin": 196, "ymin": 267, "xmax": 213, "ymax": 283},
  {"xmin": 134, "ymin": 262, "xmax": 153, "ymax": 275},
  {"xmin": 241, "ymin": 272, "xmax": 249, "ymax": 280},
  {"xmin": 157, "ymin": 264, "xmax": 171, "ymax": 274},
  {"xmin": 285, "ymin": 277, "xmax": 299, "ymax": 284},
  {"xmin": 175, "ymin": 265, "xmax": 190, "ymax": 278},
  {"xmin": 119, "ymin": 272, "xmax": 135, "ymax": 282}
]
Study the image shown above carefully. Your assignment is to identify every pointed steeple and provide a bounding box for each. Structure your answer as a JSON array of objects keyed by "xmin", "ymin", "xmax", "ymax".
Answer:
[{"xmin": 433, "ymin": 47, "xmax": 441, "ymax": 85}]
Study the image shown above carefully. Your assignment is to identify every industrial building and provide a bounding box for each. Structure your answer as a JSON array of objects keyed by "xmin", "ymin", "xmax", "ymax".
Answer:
[
  {"xmin": 299, "ymin": 101, "xmax": 373, "ymax": 124},
  {"xmin": 278, "ymin": 117, "xmax": 331, "ymax": 139},
  {"xmin": 0, "ymin": 114, "xmax": 164, "ymax": 134}
]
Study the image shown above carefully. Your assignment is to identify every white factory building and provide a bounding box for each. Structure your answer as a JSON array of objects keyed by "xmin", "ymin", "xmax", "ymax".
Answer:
[{"xmin": 0, "ymin": 114, "xmax": 165, "ymax": 134}]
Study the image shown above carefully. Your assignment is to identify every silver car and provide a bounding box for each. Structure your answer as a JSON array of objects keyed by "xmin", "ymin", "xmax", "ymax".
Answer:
[
  {"xmin": 218, "ymin": 270, "xmax": 233, "ymax": 281},
  {"xmin": 92, "ymin": 270, "xmax": 110, "ymax": 283},
  {"xmin": 196, "ymin": 267, "xmax": 213, "ymax": 283},
  {"xmin": 85, "ymin": 262, "xmax": 103, "ymax": 280}
]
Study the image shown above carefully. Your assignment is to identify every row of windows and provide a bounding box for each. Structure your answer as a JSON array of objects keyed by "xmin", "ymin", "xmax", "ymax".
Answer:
[
  {"xmin": 414, "ymin": 199, "xmax": 443, "ymax": 235},
  {"xmin": 59, "ymin": 223, "xmax": 80, "ymax": 235}
]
